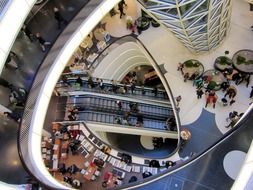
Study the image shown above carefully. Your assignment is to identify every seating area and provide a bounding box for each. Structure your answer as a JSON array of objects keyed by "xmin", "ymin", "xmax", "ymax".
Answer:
[
  {"xmin": 64, "ymin": 24, "xmax": 111, "ymax": 75},
  {"xmin": 41, "ymin": 121, "xmax": 181, "ymax": 189}
]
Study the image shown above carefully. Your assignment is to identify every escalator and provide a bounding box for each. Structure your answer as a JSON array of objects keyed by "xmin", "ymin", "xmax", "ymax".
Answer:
[
  {"xmin": 64, "ymin": 95, "xmax": 172, "ymax": 120},
  {"xmin": 55, "ymin": 77, "xmax": 169, "ymax": 102},
  {"xmin": 55, "ymin": 95, "xmax": 177, "ymax": 138}
]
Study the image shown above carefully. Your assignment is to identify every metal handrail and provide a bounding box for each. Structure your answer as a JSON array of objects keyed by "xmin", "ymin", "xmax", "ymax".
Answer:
[
  {"xmin": 58, "ymin": 102, "xmax": 171, "ymax": 120},
  {"xmin": 60, "ymin": 110, "xmax": 168, "ymax": 131},
  {"xmin": 56, "ymin": 79, "xmax": 169, "ymax": 100}
]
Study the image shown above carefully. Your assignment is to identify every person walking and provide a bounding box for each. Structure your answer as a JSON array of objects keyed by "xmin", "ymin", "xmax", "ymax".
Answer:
[
  {"xmin": 35, "ymin": 33, "xmax": 51, "ymax": 52},
  {"xmin": 116, "ymin": 100, "xmax": 122, "ymax": 110},
  {"xmin": 245, "ymin": 75, "xmax": 250, "ymax": 88},
  {"xmin": 177, "ymin": 62, "xmax": 184, "ymax": 75},
  {"xmin": 21, "ymin": 24, "xmax": 35, "ymax": 42},
  {"xmin": 118, "ymin": 1, "xmax": 126, "ymax": 19},
  {"xmin": 3, "ymin": 111, "xmax": 21, "ymax": 122},
  {"xmin": 76, "ymin": 76, "xmax": 83, "ymax": 87},
  {"xmin": 5, "ymin": 51, "xmax": 19, "ymax": 69},
  {"xmin": 176, "ymin": 95, "xmax": 182, "ymax": 107},
  {"xmin": 250, "ymin": 86, "xmax": 253, "ymax": 98},
  {"xmin": 0, "ymin": 77, "xmax": 12, "ymax": 89},
  {"xmin": 196, "ymin": 88, "xmax": 204, "ymax": 99},
  {"xmin": 53, "ymin": 7, "xmax": 67, "ymax": 29},
  {"xmin": 152, "ymin": 87, "xmax": 158, "ymax": 96},
  {"xmin": 130, "ymin": 82, "xmax": 135, "ymax": 94}
]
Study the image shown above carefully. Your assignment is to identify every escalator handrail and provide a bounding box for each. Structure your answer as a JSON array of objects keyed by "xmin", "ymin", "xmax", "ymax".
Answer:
[
  {"xmin": 57, "ymin": 77, "xmax": 167, "ymax": 97},
  {"xmin": 60, "ymin": 102, "xmax": 172, "ymax": 118},
  {"xmin": 60, "ymin": 110, "xmax": 169, "ymax": 131}
]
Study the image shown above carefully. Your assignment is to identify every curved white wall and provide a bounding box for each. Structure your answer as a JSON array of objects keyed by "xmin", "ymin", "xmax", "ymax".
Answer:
[
  {"xmin": 93, "ymin": 42, "xmax": 151, "ymax": 80},
  {"xmin": 0, "ymin": 0, "xmax": 37, "ymax": 74}
]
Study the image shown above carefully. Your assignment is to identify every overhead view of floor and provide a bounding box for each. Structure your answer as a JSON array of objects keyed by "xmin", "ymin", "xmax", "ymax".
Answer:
[{"xmin": 1, "ymin": 0, "xmax": 253, "ymax": 189}]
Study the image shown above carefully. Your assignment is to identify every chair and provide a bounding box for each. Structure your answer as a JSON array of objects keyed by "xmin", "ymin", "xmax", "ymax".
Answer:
[
  {"xmin": 78, "ymin": 135, "xmax": 85, "ymax": 142},
  {"xmin": 94, "ymin": 170, "xmax": 101, "ymax": 177},
  {"xmin": 84, "ymin": 161, "xmax": 90, "ymax": 168},
  {"xmin": 91, "ymin": 175, "xmax": 96, "ymax": 181},
  {"xmin": 80, "ymin": 169, "xmax": 86, "ymax": 174}
]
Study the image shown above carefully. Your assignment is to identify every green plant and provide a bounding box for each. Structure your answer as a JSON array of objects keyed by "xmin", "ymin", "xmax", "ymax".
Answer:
[
  {"xmin": 126, "ymin": 19, "xmax": 133, "ymax": 29},
  {"xmin": 184, "ymin": 60, "xmax": 194, "ymax": 67},
  {"xmin": 219, "ymin": 56, "xmax": 227, "ymax": 65},
  {"xmin": 192, "ymin": 61, "xmax": 200, "ymax": 67},
  {"xmin": 247, "ymin": 60, "xmax": 253, "ymax": 65},
  {"xmin": 207, "ymin": 81, "xmax": 217, "ymax": 90},
  {"xmin": 237, "ymin": 55, "xmax": 246, "ymax": 64}
]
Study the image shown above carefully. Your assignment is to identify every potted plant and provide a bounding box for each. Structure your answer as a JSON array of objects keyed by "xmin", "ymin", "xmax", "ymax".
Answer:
[
  {"xmin": 207, "ymin": 81, "xmax": 217, "ymax": 90},
  {"xmin": 184, "ymin": 60, "xmax": 194, "ymax": 67},
  {"xmin": 151, "ymin": 19, "xmax": 160, "ymax": 27},
  {"xmin": 247, "ymin": 60, "xmax": 253, "ymax": 65},
  {"xmin": 136, "ymin": 16, "xmax": 150, "ymax": 32},
  {"xmin": 236, "ymin": 55, "xmax": 246, "ymax": 65},
  {"xmin": 126, "ymin": 18, "xmax": 133, "ymax": 30}
]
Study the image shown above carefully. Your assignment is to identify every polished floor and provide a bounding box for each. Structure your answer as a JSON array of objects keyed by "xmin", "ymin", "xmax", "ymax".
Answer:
[{"xmin": 1, "ymin": 0, "xmax": 253, "ymax": 189}]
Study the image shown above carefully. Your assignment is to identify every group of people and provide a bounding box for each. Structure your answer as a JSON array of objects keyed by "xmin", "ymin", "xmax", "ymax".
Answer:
[
  {"xmin": 225, "ymin": 111, "xmax": 244, "ymax": 129},
  {"xmin": 63, "ymin": 175, "xmax": 82, "ymax": 188},
  {"xmin": 113, "ymin": 101, "xmax": 144, "ymax": 127},
  {"xmin": 102, "ymin": 172, "xmax": 123, "ymax": 188},
  {"xmin": 67, "ymin": 107, "xmax": 79, "ymax": 121},
  {"xmin": 22, "ymin": 25, "xmax": 51, "ymax": 52},
  {"xmin": 178, "ymin": 62, "xmax": 251, "ymax": 109},
  {"xmin": 64, "ymin": 74, "xmax": 164, "ymax": 99}
]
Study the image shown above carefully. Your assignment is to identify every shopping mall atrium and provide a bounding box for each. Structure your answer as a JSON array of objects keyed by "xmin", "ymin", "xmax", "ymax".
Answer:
[{"xmin": 0, "ymin": 0, "xmax": 253, "ymax": 189}]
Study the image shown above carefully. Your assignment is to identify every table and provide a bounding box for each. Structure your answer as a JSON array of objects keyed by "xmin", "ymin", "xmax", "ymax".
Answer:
[
  {"xmin": 182, "ymin": 60, "xmax": 204, "ymax": 80},
  {"xmin": 53, "ymin": 138, "xmax": 61, "ymax": 158},
  {"xmin": 96, "ymin": 40, "xmax": 106, "ymax": 52},
  {"xmin": 69, "ymin": 63, "xmax": 86, "ymax": 73},
  {"xmin": 86, "ymin": 53, "xmax": 98, "ymax": 64},
  {"xmin": 83, "ymin": 165, "xmax": 97, "ymax": 180},
  {"xmin": 214, "ymin": 56, "xmax": 233, "ymax": 71},
  {"xmin": 94, "ymin": 28, "xmax": 110, "ymax": 42},
  {"xmin": 94, "ymin": 149, "xmax": 108, "ymax": 161},
  {"xmin": 80, "ymin": 36, "xmax": 93, "ymax": 49},
  {"xmin": 107, "ymin": 175, "xmax": 118, "ymax": 188},
  {"xmin": 232, "ymin": 50, "xmax": 253, "ymax": 74},
  {"xmin": 180, "ymin": 128, "xmax": 191, "ymax": 140}
]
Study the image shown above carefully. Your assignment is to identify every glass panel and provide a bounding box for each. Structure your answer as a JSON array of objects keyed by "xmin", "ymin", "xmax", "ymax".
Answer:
[
  {"xmin": 187, "ymin": 26, "xmax": 202, "ymax": 35},
  {"xmin": 190, "ymin": 15, "xmax": 208, "ymax": 28},
  {"xmin": 211, "ymin": 6, "xmax": 222, "ymax": 19},
  {"xmin": 183, "ymin": 17, "xmax": 198, "ymax": 28},
  {"xmin": 212, "ymin": 0, "xmax": 222, "ymax": 7},
  {"xmin": 159, "ymin": 7, "xmax": 178, "ymax": 16},
  {"xmin": 210, "ymin": 36, "xmax": 219, "ymax": 44},
  {"xmin": 191, "ymin": 0, "xmax": 210, "ymax": 16},
  {"xmin": 189, "ymin": 34, "xmax": 206, "ymax": 41},
  {"xmin": 179, "ymin": 1, "xmax": 197, "ymax": 16},
  {"xmin": 159, "ymin": 0, "xmax": 177, "ymax": 5},
  {"xmin": 164, "ymin": 20, "xmax": 182, "ymax": 28},
  {"xmin": 199, "ymin": 26, "xmax": 207, "ymax": 33},
  {"xmin": 144, "ymin": 1, "xmax": 159, "ymax": 7},
  {"xmin": 210, "ymin": 17, "xmax": 220, "ymax": 29}
]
